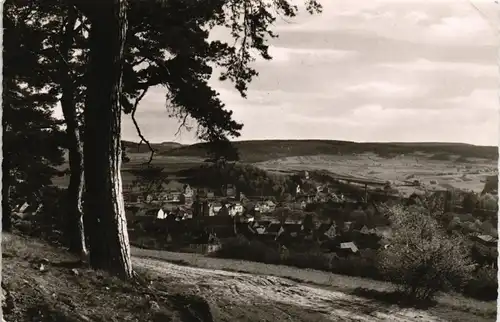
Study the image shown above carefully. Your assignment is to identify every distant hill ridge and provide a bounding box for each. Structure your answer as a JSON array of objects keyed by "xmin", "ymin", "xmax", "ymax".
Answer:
[
  {"xmin": 121, "ymin": 139, "xmax": 498, "ymax": 163},
  {"xmin": 122, "ymin": 140, "xmax": 183, "ymax": 153}
]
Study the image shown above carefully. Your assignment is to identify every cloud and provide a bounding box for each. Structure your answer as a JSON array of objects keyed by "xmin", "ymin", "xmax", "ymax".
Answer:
[
  {"xmin": 257, "ymin": 46, "xmax": 358, "ymax": 63},
  {"xmin": 118, "ymin": 0, "xmax": 498, "ymax": 146},
  {"xmin": 428, "ymin": 14, "xmax": 492, "ymax": 39},
  {"xmin": 343, "ymin": 82, "xmax": 426, "ymax": 98},
  {"xmin": 379, "ymin": 59, "xmax": 497, "ymax": 77},
  {"xmin": 444, "ymin": 89, "xmax": 498, "ymax": 111},
  {"xmin": 405, "ymin": 11, "xmax": 431, "ymax": 24}
]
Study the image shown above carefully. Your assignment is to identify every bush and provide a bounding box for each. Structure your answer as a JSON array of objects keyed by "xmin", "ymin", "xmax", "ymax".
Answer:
[
  {"xmin": 13, "ymin": 187, "xmax": 67, "ymax": 245},
  {"xmin": 215, "ymin": 236, "xmax": 384, "ymax": 280},
  {"xmin": 462, "ymin": 192, "xmax": 479, "ymax": 213},
  {"xmin": 283, "ymin": 251, "xmax": 331, "ymax": 270},
  {"xmin": 330, "ymin": 256, "xmax": 382, "ymax": 279},
  {"xmin": 462, "ymin": 265, "xmax": 498, "ymax": 301},
  {"xmin": 378, "ymin": 205, "xmax": 474, "ymax": 302},
  {"xmin": 216, "ymin": 237, "xmax": 281, "ymax": 264},
  {"xmin": 478, "ymin": 193, "xmax": 498, "ymax": 211}
]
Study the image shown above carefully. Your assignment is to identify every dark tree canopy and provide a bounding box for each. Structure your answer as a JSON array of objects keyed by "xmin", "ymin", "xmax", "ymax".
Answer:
[
  {"xmin": 119, "ymin": 0, "xmax": 322, "ymax": 157},
  {"xmin": 3, "ymin": 2, "xmax": 65, "ymax": 208}
]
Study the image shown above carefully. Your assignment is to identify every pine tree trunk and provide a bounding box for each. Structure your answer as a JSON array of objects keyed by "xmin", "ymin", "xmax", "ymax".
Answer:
[
  {"xmin": 83, "ymin": 0, "xmax": 133, "ymax": 278},
  {"xmin": 60, "ymin": 7, "xmax": 87, "ymax": 257}
]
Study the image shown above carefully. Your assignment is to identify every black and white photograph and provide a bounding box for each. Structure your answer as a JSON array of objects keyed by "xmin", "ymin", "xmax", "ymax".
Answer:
[{"xmin": 1, "ymin": 0, "xmax": 498, "ymax": 321}]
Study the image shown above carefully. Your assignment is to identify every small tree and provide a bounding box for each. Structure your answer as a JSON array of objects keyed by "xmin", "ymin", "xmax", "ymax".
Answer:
[
  {"xmin": 478, "ymin": 193, "xmax": 498, "ymax": 211},
  {"xmin": 129, "ymin": 166, "xmax": 170, "ymax": 196},
  {"xmin": 462, "ymin": 191, "xmax": 479, "ymax": 213},
  {"xmin": 378, "ymin": 205, "xmax": 474, "ymax": 302}
]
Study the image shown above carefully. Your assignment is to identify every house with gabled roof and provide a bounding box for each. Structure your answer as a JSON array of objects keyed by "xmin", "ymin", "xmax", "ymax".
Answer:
[
  {"xmin": 228, "ymin": 202, "xmax": 244, "ymax": 217},
  {"xmin": 337, "ymin": 241, "xmax": 359, "ymax": 257},
  {"xmin": 473, "ymin": 234, "xmax": 498, "ymax": 246},
  {"xmin": 317, "ymin": 223, "xmax": 337, "ymax": 240}
]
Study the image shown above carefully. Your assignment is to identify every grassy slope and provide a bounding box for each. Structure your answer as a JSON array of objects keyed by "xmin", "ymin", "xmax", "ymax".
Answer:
[
  {"xmin": 2, "ymin": 229, "xmax": 495, "ymax": 322},
  {"xmin": 1, "ymin": 233, "xmax": 361, "ymax": 322},
  {"xmin": 1, "ymin": 233, "xmax": 218, "ymax": 322},
  {"xmin": 160, "ymin": 140, "xmax": 498, "ymax": 163},
  {"xmin": 131, "ymin": 247, "xmax": 496, "ymax": 322}
]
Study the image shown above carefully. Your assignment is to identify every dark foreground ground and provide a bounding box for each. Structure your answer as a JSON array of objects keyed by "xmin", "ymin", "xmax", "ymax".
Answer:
[{"xmin": 1, "ymin": 233, "xmax": 496, "ymax": 322}]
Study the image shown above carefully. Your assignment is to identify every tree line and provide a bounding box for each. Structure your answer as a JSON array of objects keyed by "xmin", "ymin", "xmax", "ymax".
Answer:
[
  {"xmin": 179, "ymin": 162, "xmax": 305, "ymax": 198},
  {"xmin": 3, "ymin": 0, "xmax": 323, "ymax": 279}
]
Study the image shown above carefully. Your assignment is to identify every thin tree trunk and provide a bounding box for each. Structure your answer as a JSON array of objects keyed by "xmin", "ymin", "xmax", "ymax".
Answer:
[
  {"xmin": 60, "ymin": 6, "xmax": 87, "ymax": 257},
  {"xmin": 83, "ymin": 0, "xmax": 133, "ymax": 278},
  {"xmin": 2, "ymin": 162, "xmax": 12, "ymax": 232}
]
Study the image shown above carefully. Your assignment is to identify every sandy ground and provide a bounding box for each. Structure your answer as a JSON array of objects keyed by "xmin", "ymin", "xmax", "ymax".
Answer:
[{"xmin": 133, "ymin": 255, "xmax": 445, "ymax": 321}]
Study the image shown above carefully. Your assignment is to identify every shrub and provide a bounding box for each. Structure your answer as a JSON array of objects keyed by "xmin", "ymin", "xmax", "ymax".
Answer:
[
  {"xmin": 462, "ymin": 192, "xmax": 479, "ymax": 213},
  {"xmin": 216, "ymin": 237, "xmax": 281, "ymax": 264},
  {"xmin": 378, "ymin": 205, "xmax": 474, "ymax": 302},
  {"xmin": 462, "ymin": 265, "xmax": 498, "ymax": 301},
  {"xmin": 283, "ymin": 251, "xmax": 331, "ymax": 270},
  {"xmin": 331, "ymin": 256, "xmax": 382, "ymax": 279},
  {"xmin": 14, "ymin": 186, "xmax": 67, "ymax": 245},
  {"xmin": 478, "ymin": 193, "xmax": 498, "ymax": 211},
  {"xmin": 215, "ymin": 236, "xmax": 384, "ymax": 280}
]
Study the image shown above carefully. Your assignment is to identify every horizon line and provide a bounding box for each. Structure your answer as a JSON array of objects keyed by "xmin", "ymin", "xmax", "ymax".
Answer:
[{"xmin": 122, "ymin": 138, "xmax": 498, "ymax": 148}]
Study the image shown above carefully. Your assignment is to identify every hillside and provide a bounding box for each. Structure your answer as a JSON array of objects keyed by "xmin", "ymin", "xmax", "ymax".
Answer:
[
  {"xmin": 4, "ymin": 233, "xmax": 494, "ymax": 322},
  {"xmin": 159, "ymin": 140, "xmax": 498, "ymax": 163},
  {"xmin": 122, "ymin": 140, "xmax": 183, "ymax": 154}
]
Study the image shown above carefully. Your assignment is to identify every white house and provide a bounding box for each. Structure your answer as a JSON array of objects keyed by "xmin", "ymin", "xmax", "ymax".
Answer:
[
  {"xmin": 265, "ymin": 200, "xmax": 276, "ymax": 209},
  {"xmin": 228, "ymin": 203, "xmax": 244, "ymax": 216},
  {"xmin": 209, "ymin": 203, "xmax": 222, "ymax": 216},
  {"xmin": 340, "ymin": 242, "xmax": 359, "ymax": 253},
  {"xmin": 255, "ymin": 227, "xmax": 266, "ymax": 234},
  {"xmin": 171, "ymin": 192, "xmax": 182, "ymax": 203},
  {"xmin": 184, "ymin": 184, "xmax": 194, "ymax": 198},
  {"xmin": 156, "ymin": 209, "xmax": 167, "ymax": 219},
  {"xmin": 260, "ymin": 204, "xmax": 271, "ymax": 213}
]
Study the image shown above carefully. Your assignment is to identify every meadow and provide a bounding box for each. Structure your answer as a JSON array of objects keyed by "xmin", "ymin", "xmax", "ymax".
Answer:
[{"xmin": 53, "ymin": 140, "xmax": 498, "ymax": 195}]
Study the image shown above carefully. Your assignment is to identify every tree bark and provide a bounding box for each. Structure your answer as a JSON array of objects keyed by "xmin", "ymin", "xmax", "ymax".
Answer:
[
  {"xmin": 2, "ymin": 159, "xmax": 12, "ymax": 232},
  {"xmin": 59, "ymin": 6, "xmax": 88, "ymax": 257},
  {"xmin": 82, "ymin": 0, "xmax": 133, "ymax": 278}
]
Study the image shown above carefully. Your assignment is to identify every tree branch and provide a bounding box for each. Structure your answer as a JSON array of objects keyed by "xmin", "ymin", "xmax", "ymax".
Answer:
[
  {"xmin": 132, "ymin": 56, "xmax": 148, "ymax": 67},
  {"xmin": 130, "ymin": 88, "xmax": 155, "ymax": 164},
  {"xmin": 174, "ymin": 113, "xmax": 191, "ymax": 137}
]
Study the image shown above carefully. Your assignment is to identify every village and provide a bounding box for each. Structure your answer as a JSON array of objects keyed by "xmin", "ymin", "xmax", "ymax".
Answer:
[{"xmin": 122, "ymin": 168, "xmax": 498, "ymax": 264}]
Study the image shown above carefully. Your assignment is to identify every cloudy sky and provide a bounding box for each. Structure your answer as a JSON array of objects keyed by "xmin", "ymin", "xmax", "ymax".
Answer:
[{"xmin": 122, "ymin": 0, "xmax": 499, "ymax": 146}]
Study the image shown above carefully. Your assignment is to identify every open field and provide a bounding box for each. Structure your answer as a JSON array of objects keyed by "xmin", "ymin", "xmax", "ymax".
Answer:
[
  {"xmin": 255, "ymin": 153, "xmax": 497, "ymax": 194},
  {"xmin": 54, "ymin": 140, "xmax": 497, "ymax": 195}
]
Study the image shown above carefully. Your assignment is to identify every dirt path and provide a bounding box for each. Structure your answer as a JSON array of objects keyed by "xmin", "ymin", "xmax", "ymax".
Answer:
[{"xmin": 133, "ymin": 256, "xmax": 446, "ymax": 322}]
